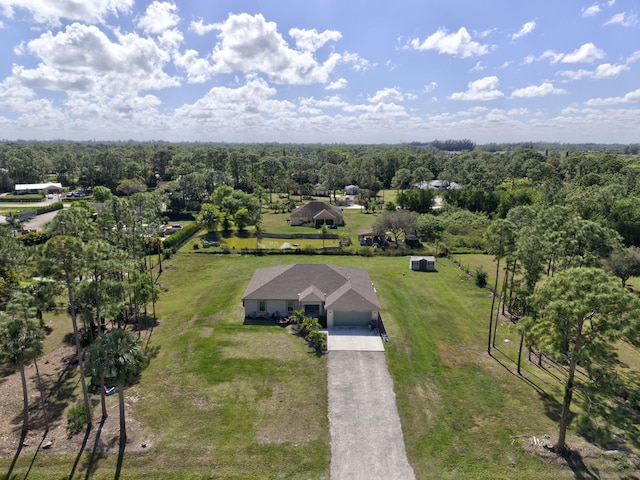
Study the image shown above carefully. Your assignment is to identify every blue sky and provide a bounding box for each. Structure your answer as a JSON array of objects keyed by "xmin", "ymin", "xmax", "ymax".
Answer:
[{"xmin": 0, "ymin": 0, "xmax": 638, "ymax": 144}]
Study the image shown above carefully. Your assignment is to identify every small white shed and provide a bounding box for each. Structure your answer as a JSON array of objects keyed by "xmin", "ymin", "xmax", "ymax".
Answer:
[{"xmin": 409, "ymin": 256, "xmax": 436, "ymax": 272}]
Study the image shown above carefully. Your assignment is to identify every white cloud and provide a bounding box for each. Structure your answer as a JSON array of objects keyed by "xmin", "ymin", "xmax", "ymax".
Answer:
[
  {"xmin": 368, "ymin": 88, "xmax": 405, "ymax": 103},
  {"xmin": 342, "ymin": 51, "xmax": 374, "ymax": 71},
  {"xmin": 343, "ymin": 101, "xmax": 408, "ymax": 118},
  {"xmin": 449, "ymin": 76, "xmax": 504, "ymax": 101},
  {"xmin": 175, "ymin": 76, "xmax": 295, "ymax": 121},
  {"xmin": 585, "ymin": 88, "xmax": 640, "ymax": 105},
  {"xmin": 325, "ymin": 78, "xmax": 347, "ymax": 90},
  {"xmin": 511, "ymin": 82, "xmax": 566, "ymax": 98},
  {"xmin": 593, "ymin": 63, "xmax": 630, "ymax": 78},
  {"xmin": 538, "ymin": 50, "xmax": 564, "ymax": 63},
  {"xmin": 190, "ymin": 19, "xmax": 217, "ymax": 35},
  {"xmin": 471, "ymin": 61, "xmax": 485, "ymax": 72},
  {"xmin": 582, "ymin": 4, "xmax": 601, "ymax": 17},
  {"xmin": 561, "ymin": 42, "xmax": 605, "ymax": 63},
  {"xmin": 511, "ymin": 21, "xmax": 536, "ymax": 40},
  {"xmin": 0, "ymin": 77, "xmax": 36, "ymax": 110},
  {"xmin": 299, "ymin": 95, "xmax": 346, "ymax": 109},
  {"xmin": 557, "ymin": 62, "xmax": 629, "ymax": 80},
  {"xmin": 475, "ymin": 28, "xmax": 496, "ymax": 39},
  {"xmin": 0, "ymin": 0, "xmax": 133, "ymax": 25},
  {"xmin": 604, "ymin": 12, "xmax": 639, "ymax": 27},
  {"xmin": 405, "ymin": 27, "xmax": 491, "ymax": 58},
  {"xmin": 173, "ymin": 49, "xmax": 214, "ymax": 83},
  {"xmin": 12, "ymin": 23, "xmax": 178, "ymax": 95},
  {"xmin": 528, "ymin": 42, "xmax": 605, "ymax": 64},
  {"xmin": 209, "ymin": 13, "xmax": 341, "ymax": 85},
  {"xmin": 288, "ymin": 28, "xmax": 342, "ymax": 52},
  {"xmin": 136, "ymin": 1, "xmax": 179, "ymax": 35},
  {"xmin": 424, "ymin": 82, "xmax": 438, "ymax": 93}
]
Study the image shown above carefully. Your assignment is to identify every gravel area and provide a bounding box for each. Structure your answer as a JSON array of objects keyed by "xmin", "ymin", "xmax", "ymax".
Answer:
[{"xmin": 328, "ymin": 351, "xmax": 415, "ymax": 480}]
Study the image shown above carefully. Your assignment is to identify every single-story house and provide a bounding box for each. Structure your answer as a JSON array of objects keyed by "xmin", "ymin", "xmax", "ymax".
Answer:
[
  {"xmin": 242, "ymin": 264, "xmax": 381, "ymax": 328},
  {"xmin": 290, "ymin": 201, "xmax": 344, "ymax": 227},
  {"xmin": 414, "ymin": 180, "xmax": 461, "ymax": 191},
  {"xmin": 344, "ymin": 184, "xmax": 359, "ymax": 195},
  {"xmin": 410, "ymin": 256, "xmax": 436, "ymax": 272},
  {"xmin": 14, "ymin": 182, "xmax": 62, "ymax": 194}
]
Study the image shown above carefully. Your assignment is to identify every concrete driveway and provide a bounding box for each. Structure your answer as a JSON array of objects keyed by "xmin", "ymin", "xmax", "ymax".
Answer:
[
  {"xmin": 325, "ymin": 327, "xmax": 384, "ymax": 352},
  {"xmin": 328, "ymin": 350, "xmax": 415, "ymax": 480}
]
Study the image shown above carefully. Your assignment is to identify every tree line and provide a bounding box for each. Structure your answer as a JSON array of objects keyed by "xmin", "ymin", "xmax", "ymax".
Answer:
[{"xmin": 0, "ymin": 189, "xmax": 163, "ymax": 463}]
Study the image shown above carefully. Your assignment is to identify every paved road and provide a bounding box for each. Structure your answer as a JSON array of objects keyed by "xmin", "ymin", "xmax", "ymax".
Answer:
[{"xmin": 328, "ymin": 351, "xmax": 415, "ymax": 480}]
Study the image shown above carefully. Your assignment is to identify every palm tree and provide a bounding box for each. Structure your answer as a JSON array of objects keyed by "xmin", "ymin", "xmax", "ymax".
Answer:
[
  {"xmin": 88, "ymin": 329, "xmax": 145, "ymax": 445},
  {"xmin": 254, "ymin": 221, "xmax": 265, "ymax": 249},
  {"xmin": 41, "ymin": 235, "xmax": 93, "ymax": 428},
  {"xmin": 0, "ymin": 316, "xmax": 45, "ymax": 434}
]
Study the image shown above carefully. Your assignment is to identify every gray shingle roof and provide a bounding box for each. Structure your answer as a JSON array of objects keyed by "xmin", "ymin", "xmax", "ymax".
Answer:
[
  {"xmin": 290, "ymin": 201, "xmax": 343, "ymax": 220},
  {"xmin": 242, "ymin": 264, "xmax": 380, "ymax": 311}
]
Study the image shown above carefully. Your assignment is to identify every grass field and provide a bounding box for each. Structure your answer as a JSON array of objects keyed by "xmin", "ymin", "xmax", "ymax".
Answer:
[{"xmin": 2, "ymin": 249, "xmax": 638, "ymax": 479}]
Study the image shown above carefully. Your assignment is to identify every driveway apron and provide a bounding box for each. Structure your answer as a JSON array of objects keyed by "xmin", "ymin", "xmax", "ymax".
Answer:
[{"xmin": 328, "ymin": 351, "xmax": 415, "ymax": 480}]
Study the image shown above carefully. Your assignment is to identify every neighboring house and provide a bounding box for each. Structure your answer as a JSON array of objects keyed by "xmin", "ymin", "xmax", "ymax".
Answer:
[
  {"xmin": 14, "ymin": 182, "xmax": 63, "ymax": 194},
  {"xmin": 414, "ymin": 180, "xmax": 461, "ymax": 191},
  {"xmin": 290, "ymin": 201, "xmax": 344, "ymax": 227},
  {"xmin": 242, "ymin": 264, "xmax": 381, "ymax": 328},
  {"xmin": 344, "ymin": 184, "xmax": 359, "ymax": 195},
  {"xmin": 410, "ymin": 256, "xmax": 436, "ymax": 272}
]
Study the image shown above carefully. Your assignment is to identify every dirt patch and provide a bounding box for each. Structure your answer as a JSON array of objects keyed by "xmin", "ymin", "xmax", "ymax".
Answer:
[
  {"xmin": 519, "ymin": 433, "xmax": 640, "ymax": 477},
  {"xmin": 200, "ymin": 327, "xmax": 213, "ymax": 338},
  {"xmin": 0, "ymin": 344, "xmax": 153, "ymax": 457}
]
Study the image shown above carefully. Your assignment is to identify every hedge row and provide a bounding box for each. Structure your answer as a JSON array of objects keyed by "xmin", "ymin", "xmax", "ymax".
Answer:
[
  {"xmin": 162, "ymin": 222, "xmax": 200, "ymax": 250},
  {"xmin": 193, "ymin": 245, "xmax": 438, "ymax": 258},
  {"xmin": 36, "ymin": 202, "xmax": 63, "ymax": 215},
  {"xmin": 0, "ymin": 194, "xmax": 43, "ymax": 202}
]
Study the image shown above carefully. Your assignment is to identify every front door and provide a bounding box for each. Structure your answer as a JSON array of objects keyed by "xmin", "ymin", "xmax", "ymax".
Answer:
[{"xmin": 304, "ymin": 304, "xmax": 321, "ymax": 317}]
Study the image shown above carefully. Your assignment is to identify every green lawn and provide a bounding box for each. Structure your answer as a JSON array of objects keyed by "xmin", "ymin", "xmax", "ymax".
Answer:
[{"xmin": 2, "ymin": 251, "xmax": 638, "ymax": 478}]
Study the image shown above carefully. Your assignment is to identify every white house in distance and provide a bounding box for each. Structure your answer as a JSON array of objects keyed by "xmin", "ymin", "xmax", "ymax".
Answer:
[
  {"xmin": 14, "ymin": 182, "xmax": 62, "ymax": 194},
  {"xmin": 242, "ymin": 264, "xmax": 380, "ymax": 328}
]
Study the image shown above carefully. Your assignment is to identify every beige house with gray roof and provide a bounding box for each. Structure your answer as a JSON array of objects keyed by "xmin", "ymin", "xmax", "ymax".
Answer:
[
  {"xmin": 289, "ymin": 201, "xmax": 344, "ymax": 227},
  {"xmin": 242, "ymin": 264, "xmax": 380, "ymax": 328}
]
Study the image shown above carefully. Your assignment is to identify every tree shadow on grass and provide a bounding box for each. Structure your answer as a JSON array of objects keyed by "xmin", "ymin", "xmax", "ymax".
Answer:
[
  {"xmin": 4, "ymin": 430, "xmax": 26, "ymax": 480},
  {"xmin": 21, "ymin": 429, "xmax": 50, "ymax": 479},
  {"xmin": 560, "ymin": 448, "xmax": 600, "ymax": 480},
  {"xmin": 68, "ymin": 426, "xmax": 92, "ymax": 480},
  {"xmin": 81, "ymin": 418, "xmax": 108, "ymax": 480},
  {"xmin": 115, "ymin": 438, "xmax": 127, "ymax": 480}
]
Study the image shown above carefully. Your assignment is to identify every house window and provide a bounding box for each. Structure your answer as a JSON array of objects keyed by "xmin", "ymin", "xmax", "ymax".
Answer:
[
  {"xmin": 287, "ymin": 300, "xmax": 294, "ymax": 312},
  {"xmin": 259, "ymin": 301, "xmax": 266, "ymax": 312}
]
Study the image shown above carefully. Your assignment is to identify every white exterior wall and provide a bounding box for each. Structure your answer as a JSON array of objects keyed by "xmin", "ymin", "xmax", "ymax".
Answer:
[{"xmin": 244, "ymin": 299, "xmax": 296, "ymax": 317}]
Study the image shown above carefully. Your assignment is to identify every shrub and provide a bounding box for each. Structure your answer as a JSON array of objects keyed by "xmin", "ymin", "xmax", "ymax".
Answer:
[
  {"xmin": 475, "ymin": 266, "xmax": 488, "ymax": 288},
  {"xmin": 36, "ymin": 201, "xmax": 63, "ymax": 215},
  {"xmin": 67, "ymin": 403, "xmax": 92, "ymax": 435},
  {"xmin": 163, "ymin": 222, "xmax": 200, "ymax": 250},
  {"xmin": 18, "ymin": 231, "xmax": 51, "ymax": 246},
  {"xmin": 0, "ymin": 194, "xmax": 43, "ymax": 202}
]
